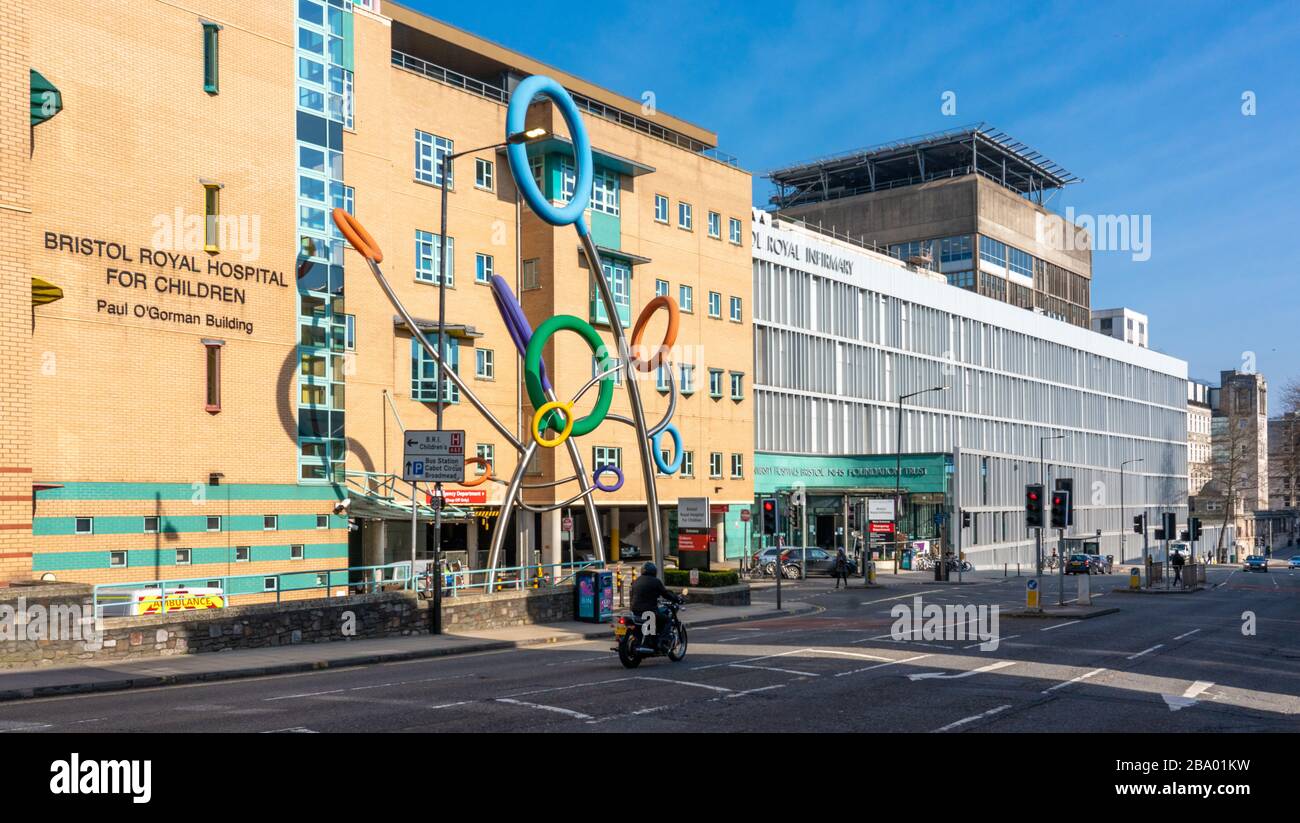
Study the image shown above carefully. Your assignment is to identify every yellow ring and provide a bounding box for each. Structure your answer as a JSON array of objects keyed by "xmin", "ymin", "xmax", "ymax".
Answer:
[{"xmin": 532, "ymin": 401, "xmax": 574, "ymax": 448}]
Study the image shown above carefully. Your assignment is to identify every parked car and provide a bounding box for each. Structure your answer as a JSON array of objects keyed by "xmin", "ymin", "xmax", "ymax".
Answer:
[
  {"xmin": 781, "ymin": 547, "xmax": 858, "ymax": 577},
  {"xmin": 1086, "ymin": 553, "xmax": 1112, "ymax": 574},
  {"xmin": 1243, "ymin": 555, "xmax": 1269, "ymax": 572},
  {"xmin": 1065, "ymin": 554, "xmax": 1092, "ymax": 575},
  {"xmin": 1289, "ymin": 555, "xmax": 1300, "ymax": 570}
]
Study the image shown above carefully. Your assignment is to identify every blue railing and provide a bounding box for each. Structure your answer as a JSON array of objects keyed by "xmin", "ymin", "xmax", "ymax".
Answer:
[{"xmin": 418, "ymin": 560, "xmax": 605, "ymax": 597}]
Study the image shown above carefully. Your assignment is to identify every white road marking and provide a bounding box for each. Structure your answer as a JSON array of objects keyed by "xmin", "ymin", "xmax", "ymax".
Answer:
[
  {"xmin": 636, "ymin": 676, "xmax": 732, "ymax": 694},
  {"xmin": 963, "ymin": 635, "xmax": 1019, "ymax": 649},
  {"xmin": 427, "ymin": 701, "xmax": 472, "ymax": 710},
  {"xmin": 909, "ymin": 660, "xmax": 1017, "ymax": 681},
  {"xmin": 835, "ymin": 653, "xmax": 931, "ymax": 677},
  {"xmin": 729, "ymin": 664, "xmax": 820, "ymax": 677},
  {"xmin": 933, "ymin": 704, "xmax": 1012, "ymax": 733},
  {"xmin": 724, "ymin": 684, "xmax": 788, "ymax": 699},
  {"xmin": 494, "ymin": 698, "xmax": 593, "ymax": 720},
  {"xmin": 861, "ymin": 592, "xmax": 934, "ymax": 606},
  {"xmin": 1040, "ymin": 620, "xmax": 1081, "ymax": 632},
  {"xmin": 1163, "ymin": 681, "xmax": 1214, "ymax": 712},
  {"xmin": 1042, "ymin": 667, "xmax": 1105, "ymax": 694},
  {"xmin": 261, "ymin": 726, "xmax": 319, "ymax": 733},
  {"xmin": 1173, "ymin": 628, "xmax": 1201, "ymax": 641},
  {"xmin": 1127, "ymin": 644, "xmax": 1164, "ymax": 660}
]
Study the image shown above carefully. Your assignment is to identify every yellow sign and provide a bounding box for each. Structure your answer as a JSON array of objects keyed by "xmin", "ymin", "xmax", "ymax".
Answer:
[
  {"xmin": 137, "ymin": 593, "xmax": 225, "ymax": 615},
  {"xmin": 1026, "ymin": 579, "xmax": 1039, "ymax": 609}
]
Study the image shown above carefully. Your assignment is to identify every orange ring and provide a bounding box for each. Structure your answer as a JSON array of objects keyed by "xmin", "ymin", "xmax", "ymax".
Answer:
[
  {"xmin": 331, "ymin": 207, "xmax": 383, "ymax": 263},
  {"xmin": 629, "ymin": 296, "xmax": 680, "ymax": 372},
  {"xmin": 460, "ymin": 457, "xmax": 491, "ymax": 487}
]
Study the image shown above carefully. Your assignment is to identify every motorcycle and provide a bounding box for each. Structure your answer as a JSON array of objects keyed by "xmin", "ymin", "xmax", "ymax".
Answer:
[{"xmin": 612, "ymin": 593, "xmax": 689, "ymax": 668}]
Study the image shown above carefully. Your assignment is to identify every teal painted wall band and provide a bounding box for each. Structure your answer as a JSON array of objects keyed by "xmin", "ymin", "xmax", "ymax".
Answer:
[
  {"xmin": 34, "ymin": 482, "xmax": 346, "ymax": 502},
  {"xmin": 34, "ymin": 513, "xmax": 347, "ymax": 537},
  {"xmin": 33, "ymin": 543, "xmax": 349, "ymax": 572}
]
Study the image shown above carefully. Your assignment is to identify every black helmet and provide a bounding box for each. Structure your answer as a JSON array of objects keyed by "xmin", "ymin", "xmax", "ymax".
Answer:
[{"xmin": 642, "ymin": 562, "xmax": 658, "ymax": 577}]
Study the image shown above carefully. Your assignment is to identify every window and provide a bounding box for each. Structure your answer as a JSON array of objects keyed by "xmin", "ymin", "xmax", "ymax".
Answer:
[
  {"xmin": 475, "ymin": 348, "xmax": 494, "ymax": 380},
  {"xmin": 681, "ymin": 451, "xmax": 694, "ymax": 477},
  {"xmin": 1008, "ymin": 246, "xmax": 1033, "ymax": 279},
  {"xmin": 474, "ymin": 158, "xmax": 494, "ymax": 191},
  {"xmin": 729, "ymin": 217, "xmax": 742, "ymax": 244},
  {"xmin": 143, "ymin": 516, "xmax": 159, "ymax": 534},
  {"xmin": 708, "ymin": 291, "xmax": 721, "ymax": 318},
  {"xmin": 593, "ymin": 446, "xmax": 622, "ymax": 470},
  {"xmin": 203, "ymin": 184, "xmax": 220, "ymax": 252},
  {"xmin": 476, "ymin": 444, "xmax": 494, "ymax": 475},
  {"xmin": 75, "ymin": 517, "xmax": 93, "ymax": 535},
  {"xmin": 522, "ymin": 259, "xmax": 540, "ymax": 290},
  {"xmin": 206, "ymin": 516, "xmax": 221, "ymax": 532},
  {"xmin": 656, "ymin": 364, "xmax": 670, "ymax": 392},
  {"xmin": 679, "ymin": 364, "xmax": 695, "ymax": 395},
  {"xmin": 978, "ymin": 235, "xmax": 1007, "ymax": 269},
  {"xmin": 475, "ymin": 253, "xmax": 494, "ymax": 285},
  {"xmin": 202, "ymin": 22, "xmax": 220, "ymax": 94},
  {"xmin": 729, "ymin": 296, "xmax": 742, "ymax": 322},
  {"xmin": 263, "ymin": 515, "xmax": 278, "ymax": 531},
  {"xmin": 709, "ymin": 452, "xmax": 723, "ymax": 478},
  {"xmin": 415, "ymin": 130, "xmax": 452, "ymax": 186},
  {"xmin": 263, "ymin": 577, "xmax": 278, "ymax": 592},
  {"xmin": 679, "ymin": 285, "xmax": 693, "ymax": 313},
  {"xmin": 654, "ymin": 194, "xmax": 669, "ymax": 223},
  {"xmin": 655, "ymin": 279, "xmax": 669, "ymax": 298},
  {"xmin": 709, "ymin": 369, "xmax": 724, "ymax": 398},
  {"xmin": 592, "ymin": 353, "xmax": 622, "ymax": 385},
  {"xmin": 940, "ymin": 235, "xmax": 972, "ymax": 263},
  {"xmin": 730, "ymin": 371, "xmax": 744, "ymax": 400},
  {"xmin": 316, "ymin": 514, "xmax": 329, "ymax": 529},
  {"xmin": 946, "ymin": 270, "xmax": 975, "ymax": 289},
  {"xmin": 290, "ymin": 544, "xmax": 305, "ymax": 561},
  {"xmin": 176, "ymin": 549, "xmax": 192, "ymax": 566},
  {"xmin": 678, "ymin": 202, "xmax": 693, "ymax": 230},
  {"xmin": 235, "ymin": 546, "xmax": 250, "ymax": 563},
  {"xmin": 592, "ymin": 260, "xmax": 632, "ymax": 327},
  {"xmin": 415, "ymin": 230, "xmax": 453, "ymax": 285},
  {"xmin": 591, "ymin": 169, "xmax": 620, "ymax": 215},
  {"xmin": 707, "ymin": 211, "xmax": 721, "ymax": 238},
  {"xmin": 731, "ymin": 454, "xmax": 744, "ymax": 478},
  {"xmin": 109, "ymin": 551, "xmax": 127, "ymax": 568},
  {"xmin": 412, "ymin": 336, "xmax": 459, "ymax": 403}
]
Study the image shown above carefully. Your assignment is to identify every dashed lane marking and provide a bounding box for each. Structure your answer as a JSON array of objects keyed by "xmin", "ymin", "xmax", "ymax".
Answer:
[
  {"xmin": 1042, "ymin": 667, "xmax": 1105, "ymax": 694},
  {"xmin": 1173, "ymin": 628, "xmax": 1201, "ymax": 641},
  {"xmin": 933, "ymin": 704, "xmax": 1012, "ymax": 733},
  {"xmin": 494, "ymin": 698, "xmax": 593, "ymax": 721},
  {"xmin": 1127, "ymin": 644, "xmax": 1164, "ymax": 660},
  {"xmin": 1040, "ymin": 620, "xmax": 1081, "ymax": 632}
]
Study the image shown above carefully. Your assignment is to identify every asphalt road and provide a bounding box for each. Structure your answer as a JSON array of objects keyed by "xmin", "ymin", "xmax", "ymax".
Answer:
[{"xmin": 1, "ymin": 554, "xmax": 1297, "ymax": 733}]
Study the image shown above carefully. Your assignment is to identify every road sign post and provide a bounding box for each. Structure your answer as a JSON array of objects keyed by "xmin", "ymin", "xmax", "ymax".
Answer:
[
  {"xmin": 1026, "ymin": 577, "xmax": 1039, "ymax": 610},
  {"xmin": 402, "ymin": 430, "xmax": 466, "ymax": 483}
]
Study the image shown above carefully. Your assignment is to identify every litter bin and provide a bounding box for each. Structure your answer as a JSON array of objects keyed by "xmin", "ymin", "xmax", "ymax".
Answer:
[
  {"xmin": 934, "ymin": 555, "xmax": 948, "ymax": 581},
  {"xmin": 900, "ymin": 549, "xmax": 913, "ymax": 570},
  {"xmin": 574, "ymin": 569, "xmax": 614, "ymax": 623}
]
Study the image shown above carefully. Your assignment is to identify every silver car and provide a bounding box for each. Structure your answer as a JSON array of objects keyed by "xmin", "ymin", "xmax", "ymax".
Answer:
[{"xmin": 1086, "ymin": 553, "xmax": 1111, "ymax": 574}]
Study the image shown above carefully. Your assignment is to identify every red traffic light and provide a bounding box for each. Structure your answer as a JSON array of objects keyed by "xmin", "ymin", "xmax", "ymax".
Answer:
[
  {"xmin": 763, "ymin": 501, "xmax": 775, "ymax": 511},
  {"xmin": 1028, "ymin": 492, "xmax": 1039, "ymax": 501}
]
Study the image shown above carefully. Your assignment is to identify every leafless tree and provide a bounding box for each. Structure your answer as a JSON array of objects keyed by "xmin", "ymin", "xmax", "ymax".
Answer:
[{"xmin": 1209, "ymin": 408, "xmax": 1256, "ymax": 554}]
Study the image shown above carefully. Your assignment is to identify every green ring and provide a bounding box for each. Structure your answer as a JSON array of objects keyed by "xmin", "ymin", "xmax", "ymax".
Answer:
[{"xmin": 524, "ymin": 314, "xmax": 614, "ymax": 437}]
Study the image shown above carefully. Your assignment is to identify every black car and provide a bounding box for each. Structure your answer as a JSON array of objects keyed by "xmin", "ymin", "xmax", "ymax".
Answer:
[{"xmin": 780, "ymin": 547, "xmax": 858, "ymax": 576}]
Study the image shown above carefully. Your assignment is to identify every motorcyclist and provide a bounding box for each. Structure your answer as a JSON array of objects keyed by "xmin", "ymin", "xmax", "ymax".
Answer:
[{"xmin": 629, "ymin": 562, "xmax": 682, "ymax": 652}]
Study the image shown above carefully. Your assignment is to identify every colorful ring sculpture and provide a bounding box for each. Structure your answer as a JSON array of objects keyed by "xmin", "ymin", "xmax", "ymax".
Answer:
[
  {"xmin": 593, "ymin": 465, "xmax": 624, "ymax": 493},
  {"xmin": 460, "ymin": 457, "xmax": 492, "ymax": 487},
  {"xmin": 651, "ymin": 423, "xmax": 684, "ymax": 475},
  {"xmin": 531, "ymin": 401, "xmax": 574, "ymax": 448},
  {"xmin": 333, "ymin": 208, "xmax": 383, "ymax": 263},
  {"xmin": 523, "ymin": 314, "xmax": 614, "ymax": 437},
  {"xmin": 506, "ymin": 75, "xmax": 592, "ymax": 228},
  {"xmin": 629, "ymin": 295, "xmax": 680, "ymax": 373}
]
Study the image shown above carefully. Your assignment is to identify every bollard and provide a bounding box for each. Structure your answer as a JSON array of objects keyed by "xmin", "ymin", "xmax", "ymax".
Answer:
[
  {"xmin": 867, "ymin": 561, "xmax": 876, "ymax": 586},
  {"xmin": 1129, "ymin": 567, "xmax": 1141, "ymax": 590},
  {"xmin": 1004, "ymin": 562, "xmax": 1007, "ymax": 578},
  {"xmin": 1077, "ymin": 571, "xmax": 1091, "ymax": 606}
]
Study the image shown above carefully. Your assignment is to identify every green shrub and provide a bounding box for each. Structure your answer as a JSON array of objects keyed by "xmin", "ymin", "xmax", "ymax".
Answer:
[{"xmin": 664, "ymin": 568, "xmax": 739, "ymax": 588}]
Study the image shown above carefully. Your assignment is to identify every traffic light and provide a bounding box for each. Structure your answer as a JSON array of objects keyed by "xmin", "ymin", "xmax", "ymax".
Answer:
[
  {"xmin": 1050, "ymin": 490, "xmax": 1070, "ymax": 530},
  {"xmin": 1133, "ymin": 514, "xmax": 1146, "ymax": 534},
  {"xmin": 961, "ymin": 509, "xmax": 972, "ymax": 529},
  {"xmin": 1054, "ymin": 478, "xmax": 1075, "ymax": 526},
  {"xmin": 1162, "ymin": 512, "xmax": 1176, "ymax": 539},
  {"xmin": 1189, "ymin": 517, "xmax": 1203, "ymax": 541},
  {"xmin": 761, "ymin": 498, "xmax": 777, "ymax": 534},
  {"xmin": 1025, "ymin": 484, "xmax": 1045, "ymax": 529}
]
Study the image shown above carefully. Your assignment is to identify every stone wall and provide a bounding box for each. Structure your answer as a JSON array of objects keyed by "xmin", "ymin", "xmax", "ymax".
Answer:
[
  {"xmin": 441, "ymin": 586, "xmax": 574, "ymax": 631},
  {"xmin": 668, "ymin": 584, "xmax": 750, "ymax": 607}
]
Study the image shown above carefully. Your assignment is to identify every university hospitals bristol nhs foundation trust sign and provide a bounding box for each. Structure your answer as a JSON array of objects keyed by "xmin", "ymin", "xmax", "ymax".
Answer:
[{"xmin": 754, "ymin": 453, "xmax": 949, "ymax": 496}]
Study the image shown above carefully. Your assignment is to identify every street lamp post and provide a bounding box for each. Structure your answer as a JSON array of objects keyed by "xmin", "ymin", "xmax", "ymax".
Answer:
[
  {"xmin": 433, "ymin": 128, "xmax": 548, "ymax": 634},
  {"xmin": 894, "ymin": 385, "xmax": 949, "ymax": 574},
  {"xmin": 1120, "ymin": 458, "xmax": 1144, "ymax": 565}
]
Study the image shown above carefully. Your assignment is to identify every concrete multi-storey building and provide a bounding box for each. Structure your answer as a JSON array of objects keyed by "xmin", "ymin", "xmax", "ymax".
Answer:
[
  {"xmin": 1092, "ymin": 307, "xmax": 1148, "ymax": 348},
  {"xmin": 1187, "ymin": 380, "xmax": 1213, "ymax": 496},
  {"xmin": 1264, "ymin": 412, "xmax": 1298, "ymax": 547},
  {"xmin": 767, "ymin": 124, "xmax": 1094, "ymax": 328},
  {"xmin": 2, "ymin": 0, "xmax": 752, "ymax": 591},
  {"xmin": 1204, "ymin": 370, "xmax": 1269, "ymax": 550},
  {"xmin": 751, "ymin": 210, "xmax": 1198, "ymax": 567}
]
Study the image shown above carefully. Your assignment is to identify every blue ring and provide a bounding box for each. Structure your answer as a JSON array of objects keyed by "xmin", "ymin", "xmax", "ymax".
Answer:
[
  {"xmin": 651, "ymin": 423, "xmax": 684, "ymax": 475},
  {"xmin": 593, "ymin": 465, "xmax": 624, "ymax": 493},
  {"xmin": 506, "ymin": 75, "xmax": 593, "ymax": 227}
]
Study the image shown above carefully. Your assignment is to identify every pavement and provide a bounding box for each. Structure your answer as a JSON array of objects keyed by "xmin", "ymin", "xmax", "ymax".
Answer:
[
  {"xmin": 0, "ymin": 554, "xmax": 1297, "ymax": 732},
  {"xmin": 0, "ymin": 599, "xmax": 813, "ymax": 702}
]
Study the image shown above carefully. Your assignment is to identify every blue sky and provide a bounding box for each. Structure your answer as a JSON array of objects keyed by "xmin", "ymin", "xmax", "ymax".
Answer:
[{"xmin": 410, "ymin": 0, "xmax": 1300, "ymax": 399}]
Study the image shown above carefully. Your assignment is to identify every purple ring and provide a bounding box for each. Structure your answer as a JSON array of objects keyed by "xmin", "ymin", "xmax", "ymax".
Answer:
[
  {"xmin": 593, "ymin": 465, "xmax": 624, "ymax": 493},
  {"xmin": 490, "ymin": 274, "xmax": 551, "ymax": 392}
]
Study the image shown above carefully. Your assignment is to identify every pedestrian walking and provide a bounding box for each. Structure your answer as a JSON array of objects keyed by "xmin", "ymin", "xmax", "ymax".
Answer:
[
  {"xmin": 833, "ymin": 546, "xmax": 850, "ymax": 589},
  {"xmin": 1171, "ymin": 547, "xmax": 1185, "ymax": 584}
]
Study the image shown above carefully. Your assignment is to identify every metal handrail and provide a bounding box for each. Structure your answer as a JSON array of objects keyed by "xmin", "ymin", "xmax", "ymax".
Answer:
[
  {"xmin": 390, "ymin": 50, "xmax": 738, "ymax": 167},
  {"xmin": 91, "ymin": 562, "xmax": 413, "ymax": 620},
  {"xmin": 416, "ymin": 560, "xmax": 604, "ymax": 597}
]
